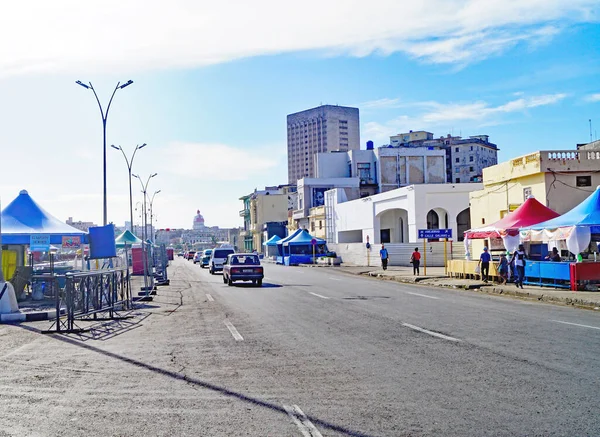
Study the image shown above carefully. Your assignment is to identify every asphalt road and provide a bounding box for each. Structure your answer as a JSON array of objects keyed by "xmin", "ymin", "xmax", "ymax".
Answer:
[{"xmin": 1, "ymin": 258, "xmax": 599, "ymax": 436}]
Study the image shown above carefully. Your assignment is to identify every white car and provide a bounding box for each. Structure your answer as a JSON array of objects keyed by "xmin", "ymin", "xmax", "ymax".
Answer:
[
  {"xmin": 192, "ymin": 252, "xmax": 202, "ymax": 264},
  {"xmin": 209, "ymin": 247, "xmax": 235, "ymax": 274}
]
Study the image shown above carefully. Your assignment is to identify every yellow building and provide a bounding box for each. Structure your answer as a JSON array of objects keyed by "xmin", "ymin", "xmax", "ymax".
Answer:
[
  {"xmin": 308, "ymin": 206, "xmax": 326, "ymax": 240},
  {"xmin": 469, "ymin": 149, "xmax": 600, "ymax": 256}
]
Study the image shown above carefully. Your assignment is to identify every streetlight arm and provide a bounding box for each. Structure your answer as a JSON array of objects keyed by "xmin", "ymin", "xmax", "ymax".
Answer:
[
  {"xmin": 104, "ymin": 82, "xmax": 121, "ymax": 122},
  {"xmin": 88, "ymin": 82, "xmax": 107, "ymax": 121}
]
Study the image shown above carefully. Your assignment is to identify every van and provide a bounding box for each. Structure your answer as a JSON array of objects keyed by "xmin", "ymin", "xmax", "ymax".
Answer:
[{"xmin": 209, "ymin": 247, "xmax": 235, "ymax": 274}]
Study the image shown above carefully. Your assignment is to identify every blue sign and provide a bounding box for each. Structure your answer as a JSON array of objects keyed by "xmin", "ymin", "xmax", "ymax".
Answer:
[
  {"xmin": 30, "ymin": 234, "xmax": 51, "ymax": 252},
  {"xmin": 418, "ymin": 229, "xmax": 452, "ymax": 239}
]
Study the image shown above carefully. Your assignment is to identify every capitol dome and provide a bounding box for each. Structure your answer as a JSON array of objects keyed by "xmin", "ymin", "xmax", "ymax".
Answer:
[{"xmin": 193, "ymin": 210, "xmax": 205, "ymax": 230}]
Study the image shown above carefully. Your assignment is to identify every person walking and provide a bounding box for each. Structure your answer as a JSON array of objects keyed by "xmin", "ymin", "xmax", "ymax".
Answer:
[
  {"xmin": 509, "ymin": 244, "xmax": 527, "ymax": 289},
  {"xmin": 410, "ymin": 247, "xmax": 421, "ymax": 276},
  {"xmin": 496, "ymin": 253, "xmax": 508, "ymax": 285},
  {"xmin": 380, "ymin": 244, "xmax": 389, "ymax": 270},
  {"xmin": 477, "ymin": 246, "xmax": 491, "ymax": 283}
]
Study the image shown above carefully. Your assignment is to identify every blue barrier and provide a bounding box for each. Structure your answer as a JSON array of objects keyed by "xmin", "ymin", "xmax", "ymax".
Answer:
[{"xmin": 524, "ymin": 261, "xmax": 571, "ymax": 288}]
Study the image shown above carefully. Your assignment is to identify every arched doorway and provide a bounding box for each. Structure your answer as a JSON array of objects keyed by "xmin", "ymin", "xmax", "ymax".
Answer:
[
  {"xmin": 427, "ymin": 208, "xmax": 449, "ymax": 241},
  {"xmin": 376, "ymin": 209, "xmax": 409, "ymax": 243},
  {"xmin": 456, "ymin": 208, "xmax": 471, "ymax": 241}
]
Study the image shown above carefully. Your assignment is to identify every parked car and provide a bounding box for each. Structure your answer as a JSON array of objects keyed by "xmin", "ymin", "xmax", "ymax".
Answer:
[
  {"xmin": 186, "ymin": 250, "xmax": 196, "ymax": 260},
  {"xmin": 177, "ymin": 252, "xmax": 185, "ymax": 257},
  {"xmin": 209, "ymin": 247, "xmax": 235, "ymax": 274},
  {"xmin": 199, "ymin": 249, "xmax": 212, "ymax": 268},
  {"xmin": 222, "ymin": 253, "xmax": 264, "ymax": 286},
  {"xmin": 192, "ymin": 252, "xmax": 202, "ymax": 264}
]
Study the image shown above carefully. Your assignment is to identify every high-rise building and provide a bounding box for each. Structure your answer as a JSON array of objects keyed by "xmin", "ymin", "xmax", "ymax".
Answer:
[{"xmin": 287, "ymin": 105, "xmax": 360, "ymax": 184}]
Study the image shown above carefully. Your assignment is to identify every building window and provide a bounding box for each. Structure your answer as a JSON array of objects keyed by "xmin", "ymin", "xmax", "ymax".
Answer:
[
  {"xmin": 523, "ymin": 187, "xmax": 532, "ymax": 200},
  {"xmin": 357, "ymin": 163, "xmax": 371, "ymax": 182},
  {"xmin": 455, "ymin": 158, "xmax": 459, "ymax": 163},
  {"xmin": 319, "ymin": 220, "xmax": 323, "ymax": 229},
  {"xmin": 470, "ymin": 146, "xmax": 473, "ymax": 151},
  {"xmin": 469, "ymin": 166, "xmax": 473, "ymax": 172},
  {"xmin": 576, "ymin": 176, "xmax": 592, "ymax": 187},
  {"xmin": 455, "ymin": 168, "xmax": 460, "ymax": 173},
  {"xmin": 455, "ymin": 147, "xmax": 459, "ymax": 152},
  {"xmin": 469, "ymin": 156, "xmax": 474, "ymax": 162},
  {"xmin": 311, "ymin": 221, "xmax": 315, "ymax": 232}
]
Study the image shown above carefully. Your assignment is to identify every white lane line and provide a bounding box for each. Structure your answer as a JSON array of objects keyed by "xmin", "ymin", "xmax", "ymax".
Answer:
[
  {"xmin": 552, "ymin": 320, "xmax": 600, "ymax": 331},
  {"xmin": 224, "ymin": 320, "xmax": 244, "ymax": 341},
  {"xmin": 206, "ymin": 294, "xmax": 214, "ymax": 302},
  {"xmin": 405, "ymin": 291, "xmax": 440, "ymax": 300},
  {"xmin": 402, "ymin": 323, "xmax": 461, "ymax": 342},
  {"xmin": 309, "ymin": 292, "xmax": 330, "ymax": 299},
  {"xmin": 283, "ymin": 404, "xmax": 323, "ymax": 437},
  {"xmin": 328, "ymin": 277, "xmax": 342, "ymax": 281}
]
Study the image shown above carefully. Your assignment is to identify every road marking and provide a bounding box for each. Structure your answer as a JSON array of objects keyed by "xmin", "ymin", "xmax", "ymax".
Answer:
[
  {"xmin": 405, "ymin": 291, "xmax": 440, "ymax": 300},
  {"xmin": 309, "ymin": 292, "xmax": 330, "ymax": 299},
  {"xmin": 402, "ymin": 323, "xmax": 461, "ymax": 342},
  {"xmin": 206, "ymin": 294, "xmax": 214, "ymax": 302},
  {"xmin": 552, "ymin": 320, "xmax": 600, "ymax": 331},
  {"xmin": 328, "ymin": 277, "xmax": 342, "ymax": 281},
  {"xmin": 224, "ymin": 320, "xmax": 244, "ymax": 341},
  {"xmin": 283, "ymin": 404, "xmax": 323, "ymax": 437}
]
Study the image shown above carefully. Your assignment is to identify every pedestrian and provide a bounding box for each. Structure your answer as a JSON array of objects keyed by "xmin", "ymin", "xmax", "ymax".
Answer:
[
  {"xmin": 478, "ymin": 246, "xmax": 491, "ymax": 282},
  {"xmin": 545, "ymin": 247, "xmax": 561, "ymax": 262},
  {"xmin": 509, "ymin": 244, "xmax": 527, "ymax": 289},
  {"xmin": 497, "ymin": 253, "xmax": 508, "ymax": 285},
  {"xmin": 410, "ymin": 247, "xmax": 421, "ymax": 276},
  {"xmin": 380, "ymin": 244, "xmax": 389, "ymax": 270}
]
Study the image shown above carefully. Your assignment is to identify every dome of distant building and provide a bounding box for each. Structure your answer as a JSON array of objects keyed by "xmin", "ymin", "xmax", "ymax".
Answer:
[{"xmin": 193, "ymin": 210, "xmax": 205, "ymax": 230}]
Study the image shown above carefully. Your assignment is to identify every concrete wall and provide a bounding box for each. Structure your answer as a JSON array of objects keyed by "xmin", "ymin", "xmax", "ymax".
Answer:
[
  {"xmin": 376, "ymin": 147, "xmax": 446, "ymax": 192},
  {"xmin": 315, "ymin": 153, "xmax": 349, "ymax": 178},
  {"xmin": 329, "ymin": 241, "xmax": 466, "ymax": 267}
]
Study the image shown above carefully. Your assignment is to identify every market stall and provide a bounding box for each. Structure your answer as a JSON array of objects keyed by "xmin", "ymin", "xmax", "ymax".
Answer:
[
  {"xmin": 282, "ymin": 230, "xmax": 327, "ymax": 266},
  {"xmin": 276, "ymin": 229, "xmax": 303, "ymax": 264},
  {"xmin": 263, "ymin": 235, "xmax": 282, "ymax": 259}
]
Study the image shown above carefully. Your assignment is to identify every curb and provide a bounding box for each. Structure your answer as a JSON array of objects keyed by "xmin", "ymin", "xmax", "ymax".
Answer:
[{"xmin": 0, "ymin": 308, "xmax": 66, "ymax": 324}]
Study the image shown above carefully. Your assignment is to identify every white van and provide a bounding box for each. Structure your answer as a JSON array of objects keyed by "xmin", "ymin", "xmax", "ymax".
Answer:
[{"xmin": 209, "ymin": 247, "xmax": 235, "ymax": 274}]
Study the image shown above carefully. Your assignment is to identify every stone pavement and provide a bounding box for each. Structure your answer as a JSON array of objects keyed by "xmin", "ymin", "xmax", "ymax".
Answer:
[{"xmin": 308, "ymin": 264, "xmax": 600, "ymax": 311}]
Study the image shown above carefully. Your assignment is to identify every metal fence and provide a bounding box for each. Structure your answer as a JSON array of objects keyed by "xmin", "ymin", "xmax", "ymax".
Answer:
[{"xmin": 45, "ymin": 268, "xmax": 130, "ymax": 333}]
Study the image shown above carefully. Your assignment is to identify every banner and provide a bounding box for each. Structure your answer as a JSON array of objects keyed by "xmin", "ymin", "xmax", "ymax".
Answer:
[{"xmin": 62, "ymin": 236, "xmax": 81, "ymax": 248}]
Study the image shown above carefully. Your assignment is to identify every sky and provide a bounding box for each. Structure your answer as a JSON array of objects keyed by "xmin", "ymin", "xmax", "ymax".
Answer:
[{"xmin": 0, "ymin": 0, "xmax": 599, "ymax": 230}]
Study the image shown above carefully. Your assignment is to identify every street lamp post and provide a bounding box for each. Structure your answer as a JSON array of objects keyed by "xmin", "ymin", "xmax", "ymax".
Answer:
[
  {"xmin": 148, "ymin": 190, "xmax": 161, "ymax": 243},
  {"xmin": 133, "ymin": 173, "xmax": 157, "ymax": 294},
  {"xmin": 111, "ymin": 143, "xmax": 147, "ymax": 232},
  {"xmin": 76, "ymin": 79, "xmax": 134, "ymax": 226}
]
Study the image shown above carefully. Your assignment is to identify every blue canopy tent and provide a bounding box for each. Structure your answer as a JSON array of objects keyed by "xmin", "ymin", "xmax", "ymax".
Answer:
[
  {"xmin": 276, "ymin": 229, "xmax": 302, "ymax": 264},
  {"xmin": 521, "ymin": 186, "xmax": 600, "ymax": 256},
  {"xmin": 115, "ymin": 230, "xmax": 143, "ymax": 248},
  {"xmin": 282, "ymin": 230, "xmax": 327, "ymax": 265},
  {"xmin": 263, "ymin": 235, "xmax": 282, "ymax": 259},
  {"xmin": 1, "ymin": 190, "xmax": 88, "ymax": 245}
]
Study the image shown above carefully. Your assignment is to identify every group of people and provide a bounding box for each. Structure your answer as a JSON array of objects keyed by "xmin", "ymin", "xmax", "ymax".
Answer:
[
  {"xmin": 379, "ymin": 244, "xmax": 421, "ymax": 275},
  {"xmin": 477, "ymin": 244, "xmax": 561, "ymax": 288}
]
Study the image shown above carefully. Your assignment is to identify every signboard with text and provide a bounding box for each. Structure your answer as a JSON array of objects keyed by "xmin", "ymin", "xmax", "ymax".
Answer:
[
  {"xmin": 418, "ymin": 229, "xmax": 452, "ymax": 239},
  {"xmin": 30, "ymin": 234, "xmax": 50, "ymax": 252}
]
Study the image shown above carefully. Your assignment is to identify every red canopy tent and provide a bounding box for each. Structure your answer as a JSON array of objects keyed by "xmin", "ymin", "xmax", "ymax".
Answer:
[{"xmin": 465, "ymin": 197, "xmax": 560, "ymax": 239}]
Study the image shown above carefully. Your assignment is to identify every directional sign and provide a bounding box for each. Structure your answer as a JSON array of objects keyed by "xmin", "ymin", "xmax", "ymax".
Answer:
[
  {"xmin": 30, "ymin": 234, "xmax": 50, "ymax": 252},
  {"xmin": 418, "ymin": 229, "xmax": 452, "ymax": 239}
]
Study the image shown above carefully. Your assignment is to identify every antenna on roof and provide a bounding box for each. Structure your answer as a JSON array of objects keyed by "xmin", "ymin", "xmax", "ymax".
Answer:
[{"xmin": 590, "ymin": 119, "xmax": 593, "ymax": 143}]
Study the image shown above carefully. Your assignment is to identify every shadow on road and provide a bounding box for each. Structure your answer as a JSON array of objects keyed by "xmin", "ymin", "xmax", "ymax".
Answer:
[{"xmin": 18, "ymin": 323, "xmax": 377, "ymax": 437}]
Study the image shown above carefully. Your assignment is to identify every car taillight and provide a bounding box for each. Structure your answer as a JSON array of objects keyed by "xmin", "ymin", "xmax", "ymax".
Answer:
[
  {"xmin": 231, "ymin": 268, "xmax": 240, "ymax": 274},
  {"xmin": 255, "ymin": 267, "xmax": 263, "ymax": 274}
]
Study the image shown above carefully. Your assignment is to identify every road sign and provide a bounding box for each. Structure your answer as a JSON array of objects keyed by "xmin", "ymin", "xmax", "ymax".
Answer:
[
  {"xmin": 30, "ymin": 234, "xmax": 50, "ymax": 252},
  {"xmin": 418, "ymin": 229, "xmax": 452, "ymax": 239},
  {"xmin": 310, "ymin": 238, "xmax": 317, "ymax": 246}
]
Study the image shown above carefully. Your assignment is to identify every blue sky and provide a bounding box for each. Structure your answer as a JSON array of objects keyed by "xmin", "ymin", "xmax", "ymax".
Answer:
[{"xmin": 0, "ymin": 0, "xmax": 599, "ymax": 229}]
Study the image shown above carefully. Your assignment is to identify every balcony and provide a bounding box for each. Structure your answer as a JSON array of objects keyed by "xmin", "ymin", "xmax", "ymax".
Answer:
[{"xmin": 239, "ymin": 209, "xmax": 250, "ymax": 217}]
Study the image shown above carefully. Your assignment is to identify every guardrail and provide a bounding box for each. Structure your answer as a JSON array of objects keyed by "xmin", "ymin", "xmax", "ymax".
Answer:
[{"xmin": 45, "ymin": 268, "xmax": 130, "ymax": 334}]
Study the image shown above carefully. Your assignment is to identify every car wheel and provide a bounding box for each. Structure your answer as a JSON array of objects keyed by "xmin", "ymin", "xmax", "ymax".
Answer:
[
  {"xmin": 227, "ymin": 277, "xmax": 233, "ymax": 286},
  {"xmin": 257, "ymin": 279, "xmax": 262, "ymax": 287}
]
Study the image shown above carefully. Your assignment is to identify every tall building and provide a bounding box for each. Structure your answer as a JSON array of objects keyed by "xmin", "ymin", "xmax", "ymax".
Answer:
[{"xmin": 287, "ymin": 105, "xmax": 360, "ymax": 184}]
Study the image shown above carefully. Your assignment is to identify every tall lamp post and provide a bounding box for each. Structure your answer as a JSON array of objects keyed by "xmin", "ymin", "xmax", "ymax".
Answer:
[
  {"xmin": 133, "ymin": 173, "xmax": 157, "ymax": 293},
  {"xmin": 148, "ymin": 190, "xmax": 161, "ymax": 243},
  {"xmin": 111, "ymin": 143, "xmax": 147, "ymax": 232},
  {"xmin": 76, "ymin": 79, "xmax": 134, "ymax": 226}
]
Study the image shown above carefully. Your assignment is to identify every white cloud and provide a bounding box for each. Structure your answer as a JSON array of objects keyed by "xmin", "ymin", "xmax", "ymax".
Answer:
[
  {"xmin": 362, "ymin": 93, "xmax": 567, "ymax": 142},
  {"xmin": 0, "ymin": 0, "xmax": 596, "ymax": 76},
  {"xmin": 357, "ymin": 98, "xmax": 402, "ymax": 109},
  {"xmin": 585, "ymin": 93, "xmax": 600, "ymax": 102},
  {"xmin": 160, "ymin": 142, "xmax": 283, "ymax": 181}
]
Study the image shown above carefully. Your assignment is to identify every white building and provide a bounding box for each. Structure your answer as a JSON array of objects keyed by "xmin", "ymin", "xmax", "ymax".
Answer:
[
  {"xmin": 293, "ymin": 177, "xmax": 361, "ymax": 230},
  {"xmin": 325, "ymin": 183, "xmax": 481, "ymax": 244},
  {"xmin": 287, "ymin": 105, "xmax": 360, "ymax": 183}
]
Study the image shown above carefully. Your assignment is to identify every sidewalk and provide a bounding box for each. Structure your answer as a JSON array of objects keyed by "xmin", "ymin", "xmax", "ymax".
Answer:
[{"xmin": 335, "ymin": 265, "xmax": 600, "ymax": 310}]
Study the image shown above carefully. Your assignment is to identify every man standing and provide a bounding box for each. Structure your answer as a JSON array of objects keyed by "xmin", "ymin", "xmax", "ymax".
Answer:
[
  {"xmin": 477, "ymin": 246, "xmax": 491, "ymax": 283},
  {"xmin": 380, "ymin": 244, "xmax": 389, "ymax": 270}
]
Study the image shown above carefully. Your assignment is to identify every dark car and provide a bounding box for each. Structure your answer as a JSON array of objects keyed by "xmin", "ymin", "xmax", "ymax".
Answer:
[
  {"xmin": 222, "ymin": 253, "xmax": 264, "ymax": 286},
  {"xmin": 186, "ymin": 250, "xmax": 196, "ymax": 260}
]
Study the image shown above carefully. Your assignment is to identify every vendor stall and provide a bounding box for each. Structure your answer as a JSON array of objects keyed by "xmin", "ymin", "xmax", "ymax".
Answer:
[
  {"xmin": 276, "ymin": 229, "xmax": 303, "ymax": 264},
  {"xmin": 282, "ymin": 230, "xmax": 327, "ymax": 266},
  {"xmin": 263, "ymin": 235, "xmax": 282, "ymax": 259}
]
